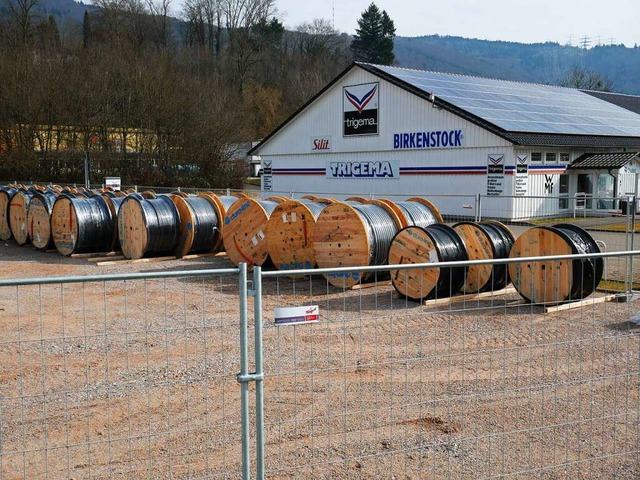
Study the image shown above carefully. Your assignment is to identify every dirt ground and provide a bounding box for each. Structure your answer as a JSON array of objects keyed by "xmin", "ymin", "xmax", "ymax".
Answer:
[{"xmin": 1, "ymin": 241, "xmax": 639, "ymax": 479}]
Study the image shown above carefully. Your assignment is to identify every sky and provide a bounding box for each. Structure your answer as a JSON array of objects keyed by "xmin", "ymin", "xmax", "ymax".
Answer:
[{"xmin": 274, "ymin": 0, "xmax": 639, "ymax": 47}]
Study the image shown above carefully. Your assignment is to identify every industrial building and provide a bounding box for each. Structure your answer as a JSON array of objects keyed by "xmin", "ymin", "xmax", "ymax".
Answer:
[{"xmin": 249, "ymin": 63, "xmax": 640, "ymax": 219}]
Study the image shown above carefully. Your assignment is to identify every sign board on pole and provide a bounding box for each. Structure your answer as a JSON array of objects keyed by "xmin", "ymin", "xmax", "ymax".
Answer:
[
  {"xmin": 486, "ymin": 154, "xmax": 505, "ymax": 196},
  {"xmin": 274, "ymin": 305, "xmax": 319, "ymax": 326},
  {"xmin": 105, "ymin": 177, "xmax": 121, "ymax": 191}
]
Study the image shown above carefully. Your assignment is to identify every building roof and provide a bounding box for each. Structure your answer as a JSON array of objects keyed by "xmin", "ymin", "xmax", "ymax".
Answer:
[
  {"xmin": 567, "ymin": 152, "xmax": 640, "ymax": 170},
  {"xmin": 250, "ymin": 63, "xmax": 640, "ymax": 154},
  {"xmin": 365, "ymin": 64, "xmax": 640, "ymax": 138},
  {"xmin": 582, "ymin": 91, "xmax": 640, "ymax": 115}
]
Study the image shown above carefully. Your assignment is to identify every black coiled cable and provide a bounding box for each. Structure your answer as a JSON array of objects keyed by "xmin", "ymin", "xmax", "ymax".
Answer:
[
  {"xmin": 552, "ymin": 223, "xmax": 603, "ymax": 299},
  {"xmin": 395, "ymin": 201, "xmax": 439, "ymax": 228},
  {"xmin": 425, "ymin": 224, "xmax": 468, "ymax": 298},
  {"xmin": 137, "ymin": 195, "xmax": 180, "ymax": 255},
  {"xmin": 67, "ymin": 196, "xmax": 114, "ymax": 254},
  {"xmin": 353, "ymin": 204, "xmax": 399, "ymax": 267},
  {"xmin": 183, "ymin": 196, "xmax": 220, "ymax": 253}
]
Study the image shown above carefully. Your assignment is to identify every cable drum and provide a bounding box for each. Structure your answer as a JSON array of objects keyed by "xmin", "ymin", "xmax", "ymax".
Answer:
[
  {"xmin": 266, "ymin": 199, "xmax": 329, "ymax": 270},
  {"xmin": 51, "ymin": 195, "xmax": 114, "ymax": 256},
  {"xmin": 313, "ymin": 201, "xmax": 402, "ymax": 288},
  {"xmin": 508, "ymin": 223, "xmax": 603, "ymax": 304},
  {"xmin": 27, "ymin": 190, "xmax": 59, "ymax": 250},
  {"xmin": 170, "ymin": 194, "xmax": 221, "ymax": 257},
  {"xmin": 0, "ymin": 186, "xmax": 18, "ymax": 241},
  {"xmin": 118, "ymin": 195, "xmax": 180, "ymax": 259},
  {"xmin": 394, "ymin": 200, "xmax": 441, "ymax": 228},
  {"xmin": 452, "ymin": 221, "xmax": 515, "ymax": 293},
  {"xmin": 222, "ymin": 198, "xmax": 279, "ymax": 267},
  {"xmin": 9, "ymin": 190, "xmax": 36, "ymax": 245},
  {"xmin": 388, "ymin": 224, "xmax": 468, "ymax": 302}
]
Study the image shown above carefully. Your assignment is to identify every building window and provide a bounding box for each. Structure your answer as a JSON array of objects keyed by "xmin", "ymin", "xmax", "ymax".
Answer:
[
  {"xmin": 545, "ymin": 152, "xmax": 557, "ymax": 164},
  {"xmin": 531, "ymin": 152, "xmax": 542, "ymax": 162},
  {"xmin": 560, "ymin": 153, "xmax": 570, "ymax": 163}
]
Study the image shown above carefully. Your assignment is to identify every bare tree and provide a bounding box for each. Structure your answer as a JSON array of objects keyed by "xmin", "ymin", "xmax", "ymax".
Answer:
[
  {"xmin": 560, "ymin": 66, "xmax": 614, "ymax": 92},
  {"xmin": 7, "ymin": 0, "xmax": 38, "ymax": 45}
]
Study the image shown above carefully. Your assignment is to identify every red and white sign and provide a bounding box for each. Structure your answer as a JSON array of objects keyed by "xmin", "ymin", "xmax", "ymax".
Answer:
[{"xmin": 274, "ymin": 305, "xmax": 319, "ymax": 326}]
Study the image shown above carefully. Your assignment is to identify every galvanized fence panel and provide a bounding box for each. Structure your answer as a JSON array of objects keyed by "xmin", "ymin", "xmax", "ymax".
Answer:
[
  {"xmin": 0, "ymin": 268, "xmax": 244, "ymax": 479},
  {"xmin": 257, "ymin": 253, "xmax": 640, "ymax": 479}
]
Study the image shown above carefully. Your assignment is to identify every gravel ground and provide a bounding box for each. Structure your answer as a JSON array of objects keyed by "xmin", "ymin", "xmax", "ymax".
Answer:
[{"xmin": 1, "ymin": 241, "xmax": 639, "ymax": 479}]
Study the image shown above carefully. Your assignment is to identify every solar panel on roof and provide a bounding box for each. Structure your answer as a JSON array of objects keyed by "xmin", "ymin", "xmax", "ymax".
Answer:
[{"xmin": 371, "ymin": 64, "xmax": 640, "ymax": 137}]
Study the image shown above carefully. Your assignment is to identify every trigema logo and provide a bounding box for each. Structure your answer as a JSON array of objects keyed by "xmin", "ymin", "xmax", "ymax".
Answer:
[{"xmin": 343, "ymin": 82, "xmax": 379, "ymax": 136}]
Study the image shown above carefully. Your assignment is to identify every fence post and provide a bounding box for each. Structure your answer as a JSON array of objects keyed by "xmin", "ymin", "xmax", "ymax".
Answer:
[
  {"xmin": 253, "ymin": 265, "xmax": 265, "ymax": 480},
  {"xmin": 475, "ymin": 193, "xmax": 482, "ymax": 222},
  {"xmin": 237, "ymin": 263, "xmax": 251, "ymax": 479}
]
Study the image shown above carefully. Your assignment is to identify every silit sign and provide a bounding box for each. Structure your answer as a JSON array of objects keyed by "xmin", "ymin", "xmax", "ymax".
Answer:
[{"xmin": 343, "ymin": 82, "xmax": 379, "ymax": 136}]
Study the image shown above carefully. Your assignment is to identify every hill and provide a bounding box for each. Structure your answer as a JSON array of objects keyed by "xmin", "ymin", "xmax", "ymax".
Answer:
[
  {"xmin": 0, "ymin": 0, "xmax": 96, "ymax": 26},
  {"xmin": 394, "ymin": 35, "xmax": 640, "ymax": 95}
]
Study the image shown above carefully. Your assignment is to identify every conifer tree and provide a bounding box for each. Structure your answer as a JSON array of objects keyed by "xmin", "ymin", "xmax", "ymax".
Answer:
[{"xmin": 350, "ymin": 2, "xmax": 395, "ymax": 65}]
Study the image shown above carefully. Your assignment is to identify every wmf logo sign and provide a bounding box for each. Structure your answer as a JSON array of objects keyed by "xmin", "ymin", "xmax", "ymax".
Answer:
[{"xmin": 343, "ymin": 82, "xmax": 379, "ymax": 136}]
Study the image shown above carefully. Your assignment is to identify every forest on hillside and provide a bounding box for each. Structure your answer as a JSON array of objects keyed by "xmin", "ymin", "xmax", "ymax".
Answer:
[
  {"xmin": 0, "ymin": 0, "xmax": 352, "ymax": 187},
  {"xmin": 2, "ymin": 0, "xmax": 640, "ymax": 187}
]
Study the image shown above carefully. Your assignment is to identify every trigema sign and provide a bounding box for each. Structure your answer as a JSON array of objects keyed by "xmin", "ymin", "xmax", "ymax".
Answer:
[{"xmin": 343, "ymin": 82, "xmax": 379, "ymax": 136}]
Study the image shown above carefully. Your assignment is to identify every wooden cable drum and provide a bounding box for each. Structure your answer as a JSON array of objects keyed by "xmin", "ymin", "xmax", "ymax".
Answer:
[
  {"xmin": 0, "ymin": 186, "xmax": 18, "ymax": 241},
  {"xmin": 452, "ymin": 221, "xmax": 515, "ymax": 293},
  {"xmin": 118, "ymin": 195, "xmax": 180, "ymax": 260},
  {"xmin": 101, "ymin": 194, "xmax": 127, "ymax": 252},
  {"xmin": 266, "ymin": 199, "xmax": 327, "ymax": 270},
  {"xmin": 508, "ymin": 223, "xmax": 603, "ymax": 304},
  {"xmin": 222, "ymin": 198, "xmax": 278, "ymax": 267},
  {"xmin": 344, "ymin": 196, "xmax": 368, "ymax": 203},
  {"xmin": 314, "ymin": 197, "xmax": 336, "ymax": 204},
  {"xmin": 313, "ymin": 201, "xmax": 402, "ymax": 288},
  {"xmin": 114, "ymin": 190, "xmax": 128, "ymax": 197},
  {"xmin": 27, "ymin": 189, "xmax": 59, "ymax": 250},
  {"xmin": 141, "ymin": 190, "xmax": 157, "ymax": 199},
  {"xmin": 388, "ymin": 224, "xmax": 468, "ymax": 302},
  {"xmin": 170, "ymin": 194, "xmax": 222, "ymax": 257},
  {"xmin": 301, "ymin": 195, "xmax": 320, "ymax": 201},
  {"xmin": 51, "ymin": 195, "xmax": 115, "ymax": 256},
  {"xmin": 198, "ymin": 193, "xmax": 238, "ymax": 253},
  {"xmin": 265, "ymin": 196, "xmax": 289, "ymax": 203},
  {"xmin": 9, "ymin": 190, "xmax": 36, "ymax": 245}
]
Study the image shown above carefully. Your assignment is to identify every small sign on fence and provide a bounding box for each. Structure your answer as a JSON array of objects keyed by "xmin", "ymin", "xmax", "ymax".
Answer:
[
  {"xmin": 104, "ymin": 177, "xmax": 121, "ymax": 191},
  {"xmin": 274, "ymin": 305, "xmax": 319, "ymax": 326}
]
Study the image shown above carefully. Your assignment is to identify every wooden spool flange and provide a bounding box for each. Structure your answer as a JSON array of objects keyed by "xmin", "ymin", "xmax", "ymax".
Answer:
[
  {"xmin": 344, "ymin": 196, "xmax": 367, "ymax": 203},
  {"xmin": 27, "ymin": 192, "xmax": 58, "ymax": 250},
  {"xmin": 388, "ymin": 226, "xmax": 441, "ymax": 301},
  {"xmin": 0, "ymin": 188, "xmax": 17, "ymax": 241},
  {"xmin": 170, "ymin": 194, "xmax": 197, "ymax": 258},
  {"xmin": 313, "ymin": 201, "xmax": 402, "ymax": 288},
  {"xmin": 141, "ymin": 191, "xmax": 157, "ymax": 199},
  {"xmin": 118, "ymin": 198, "xmax": 149, "ymax": 260},
  {"xmin": 267, "ymin": 199, "xmax": 325, "ymax": 270},
  {"xmin": 51, "ymin": 196, "xmax": 115, "ymax": 256},
  {"xmin": 198, "ymin": 192, "xmax": 227, "ymax": 253},
  {"xmin": 265, "ymin": 196, "xmax": 289, "ymax": 203},
  {"xmin": 508, "ymin": 227, "xmax": 574, "ymax": 304},
  {"xmin": 388, "ymin": 224, "xmax": 467, "ymax": 301},
  {"xmin": 222, "ymin": 198, "xmax": 273, "ymax": 267},
  {"xmin": 9, "ymin": 191, "xmax": 34, "ymax": 245},
  {"xmin": 452, "ymin": 221, "xmax": 514, "ymax": 293}
]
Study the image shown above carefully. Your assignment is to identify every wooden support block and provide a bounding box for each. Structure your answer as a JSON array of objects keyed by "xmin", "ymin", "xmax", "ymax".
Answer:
[
  {"xmin": 422, "ymin": 286, "xmax": 517, "ymax": 306},
  {"xmin": 181, "ymin": 252, "xmax": 227, "ymax": 260},
  {"xmin": 544, "ymin": 294, "xmax": 616, "ymax": 313},
  {"xmin": 95, "ymin": 255, "xmax": 177, "ymax": 266},
  {"xmin": 87, "ymin": 255, "xmax": 127, "ymax": 262},
  {"xmin": 351, "ymin": 280, "xmax": 391, "ymax": 290},
  {"xmin": 71, "ymin": 251, "xmax": 120, "ymax": 259}
]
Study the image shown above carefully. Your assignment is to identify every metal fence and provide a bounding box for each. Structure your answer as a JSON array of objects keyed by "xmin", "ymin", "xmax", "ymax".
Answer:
[
  {"xmin": 0, "ymin": 268, "xmax": 245, "ymax": 479},
  {"xmin": 1, "ymin": 253, "xmax": 640, "ymax": 479}
]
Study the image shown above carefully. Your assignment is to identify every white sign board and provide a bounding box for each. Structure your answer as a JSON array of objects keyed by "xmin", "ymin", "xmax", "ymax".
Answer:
[
  {"xmin": 104, "ymin": 177, "xmax": 121, "ymax": 191},
  {"xmin": 274, "ymin": 305, "xmax": 319, "ymax": 326},
  {"xmin": 486, "ymin": 154, "xmax": 505, "ymax": 196},
  {"xmin": 262, "ymin": 161, "xmax": 272, "ymax": 191},
  {"xmin": 515, "ymin": 154, "xmax": 528, "ymax": 197}
]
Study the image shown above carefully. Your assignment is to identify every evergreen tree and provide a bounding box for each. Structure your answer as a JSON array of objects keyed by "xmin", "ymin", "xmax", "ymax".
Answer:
[
  {"xmin": 350, "ymin": 3, "xmax": 395, "ymax": 65},
  {"xmin": 82, "ymin": 11, "xmax": 91, "ymax": 49}
]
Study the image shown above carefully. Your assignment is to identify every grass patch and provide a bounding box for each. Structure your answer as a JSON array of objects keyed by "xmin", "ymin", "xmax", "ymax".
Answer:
[
  {"xmin": 244, "ymin": 177, "xmax": 261, "ymax": 186},
  {"xmin": 598, "ymin": 279, "xmax": 640, "ymax": 292},
  {"xmin": 528, "ymin": 217, "xmax": 579, "ymax": 225},
  {"xmin": 596, "ymin": 224, "xmax": 640, "ymax": 233}
]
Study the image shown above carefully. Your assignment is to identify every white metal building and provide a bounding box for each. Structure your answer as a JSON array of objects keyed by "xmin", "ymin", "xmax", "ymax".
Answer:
[{"xmin": 249, "ymin": 63, "xmax": 640, "ymax": 219}]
